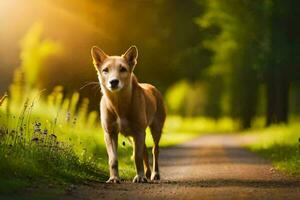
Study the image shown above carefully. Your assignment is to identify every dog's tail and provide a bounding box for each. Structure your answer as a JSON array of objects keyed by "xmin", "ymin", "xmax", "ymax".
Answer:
[{"xmin": 154, "ymin": 88, "xmax": 167, "ymax": 132}]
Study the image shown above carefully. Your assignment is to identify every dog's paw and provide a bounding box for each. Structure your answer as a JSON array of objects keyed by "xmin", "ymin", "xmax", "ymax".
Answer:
[
  {"xmin": 151, "ymin": 172, "xmax": 160, "ymax": 181},
  {"xmin": 106, "ymin": 177, "xmax": 121, "ymax": 184},
  {"xmin": 145, "ymin": 169, "xmax": 151, "ymax": 179},
  {"xmin": 132, "ymin": 175, "xmax": 147, "ymax": 183}
]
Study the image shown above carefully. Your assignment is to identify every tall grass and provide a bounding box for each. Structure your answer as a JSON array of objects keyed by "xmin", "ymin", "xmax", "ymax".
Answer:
[
  {"xmin": 245, "ymin": 125, "xmax": 300, "ymax": 175},
  {"xmin": 0, "ymin": 69, "xmax": 240, "ymax": 192},
  {"xmin": 0, "ymin": 89, "xmax": 105, "ymax": 184},
  {"xmin": 0, "ymin": 70, "xmax": 139, "ymax": 186}
]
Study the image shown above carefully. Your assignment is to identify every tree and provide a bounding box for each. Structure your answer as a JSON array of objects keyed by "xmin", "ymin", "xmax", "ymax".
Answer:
[
  {"xmin": 198, "ymin": 0, "xmax": 268, "ymax": 128},
  {"xmin": 264, "ymin": 0, "xmax": 300, "ymax": 125}
]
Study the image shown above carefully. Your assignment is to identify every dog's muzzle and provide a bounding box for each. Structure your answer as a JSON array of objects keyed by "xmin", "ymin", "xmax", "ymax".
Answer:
[{"xmin": 109, "ymin": 79, "xmax": 119, "ymax": 89}]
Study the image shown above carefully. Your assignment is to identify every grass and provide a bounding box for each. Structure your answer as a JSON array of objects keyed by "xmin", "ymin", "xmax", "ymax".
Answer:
[
  {"xmin": 2, "ymin": 81, "xmax": 299, "ymax": 200},
  {"xmin": 244, "ymin": 124, "xmax": 300, "ymax": 175},
  {"xmin": 1, "ymin": 83, "xmax": 299, "ymax": 199},
  {"xmin": 0, "ymin": 87, "xmax": 118, "ymax": 197},
  {"xmin": 0, "ymin": 83, "xmax": 238, "ymax": 198}
]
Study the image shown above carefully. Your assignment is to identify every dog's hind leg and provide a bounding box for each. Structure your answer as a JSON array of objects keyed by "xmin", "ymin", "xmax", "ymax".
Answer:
[
  {"xmin": 128, "ymin": 136, "xmax": 150, "ymax": 180},
  {"xmin": 143, "ymin": 144, "xmax": 151, "ymax": 179},
  {"xmin": 150, "ymin": 89, "xmax": 166, "ymax": 181},
  {"xmin": 150, "ymin": 124, "xmax": 162, "ymax": 181}
]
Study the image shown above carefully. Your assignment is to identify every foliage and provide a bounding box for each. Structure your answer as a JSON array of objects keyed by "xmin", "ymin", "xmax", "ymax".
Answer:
[
  {"xmin": 0, "ymin": 87, "xmax": 106, "ymax": 184},
  {"xmin": 197, "ymin": 0, "xmax": 269, "ymax": 128},
  {"xmin": 0, "ymin": 2, "xmax": 299, "ymax": 196},
  {"xmin": 164, "ymin": 116, "xmax": 238, "ymax": 135},
  {"xmin": 20, "ymin": 22, "xmax": 62, "ymax": 89},
  {"xmin": 0, "ymin": 0, "xmax": 213, "ymax": 109},
  {"xmin": 1, "ymin": 0, "xmax": 300, "ymax": 128},
  {"xmin": 1, "ymin": 68, "xmax": 233, "ymax": 192},
  {"xmin": 165, "ymin": 80, "xmax": 190, "ymax": 115},
  {"xmin": 197, "ymin": 0, "xmax": 300, "ymax": 127},
  {"xmin": 165, "ymin": 80, "xmax": 207, "ymax": 117},
  {"xmin": 245, "ymin": 124, "xmax": 300, "ymax": 175}
]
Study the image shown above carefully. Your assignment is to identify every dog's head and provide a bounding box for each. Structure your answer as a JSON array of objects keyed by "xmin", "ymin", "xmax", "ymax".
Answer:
[{"xmin": 91, "ymin": 46, "xmax": 138, "ymax": 92}]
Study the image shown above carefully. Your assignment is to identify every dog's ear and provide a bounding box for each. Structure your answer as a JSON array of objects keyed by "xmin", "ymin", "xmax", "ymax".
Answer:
[
  {"xmin": 91, "ymin": 46, "xmax": 108, "ymax": 69},
  {"xmin": 122, "ymin": 45, "xmax": 138, "ymax": 71}
]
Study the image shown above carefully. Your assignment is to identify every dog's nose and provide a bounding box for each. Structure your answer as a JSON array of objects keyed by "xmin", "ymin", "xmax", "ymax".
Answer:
[{"xmin": 109, "ymin": 79, "xmax": 119, "ymax": 88}]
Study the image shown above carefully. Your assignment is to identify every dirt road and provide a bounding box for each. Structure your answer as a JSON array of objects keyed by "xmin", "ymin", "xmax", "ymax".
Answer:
[{"xmin": 62, "ymin": 135, "xmax": 300, "ymax": 200}]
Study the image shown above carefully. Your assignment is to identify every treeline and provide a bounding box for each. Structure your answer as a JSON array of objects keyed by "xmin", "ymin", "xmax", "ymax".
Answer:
[
  {"xmin": 0, "ymin": 0, "xmax": 210, "ymax": 108},
  {"xmin": 160, "ymin": 0, "xmax": 300, "ymax": 129},
  {"xmin": 195, "ymin": 0, "xmax": 300, "ymax": 128},
  {"xmin": 1, "ymin": 0, "xmax": 300, "ymax": 129}
]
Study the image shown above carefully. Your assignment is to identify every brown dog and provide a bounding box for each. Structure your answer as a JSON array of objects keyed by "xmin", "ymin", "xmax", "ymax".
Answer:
[{"xmin": 91, "ymin": 45, "xmax": 166, "ymax": 183}]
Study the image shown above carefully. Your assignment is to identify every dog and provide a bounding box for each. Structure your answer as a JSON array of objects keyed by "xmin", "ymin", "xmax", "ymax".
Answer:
[{"xmin": 91, "ymin": 45, "xmax": 166, "ymax": 183}]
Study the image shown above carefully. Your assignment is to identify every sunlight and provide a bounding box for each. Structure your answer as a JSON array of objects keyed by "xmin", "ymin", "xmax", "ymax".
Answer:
[{"xmin": 0, "ymin": 0, "xmax": 299, "ymax": 198}]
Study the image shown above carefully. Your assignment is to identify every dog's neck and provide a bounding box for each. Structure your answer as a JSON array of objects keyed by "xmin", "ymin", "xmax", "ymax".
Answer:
[{"xmin": 102, "ymin": 75, "xmax": 138, "ymax": 118}]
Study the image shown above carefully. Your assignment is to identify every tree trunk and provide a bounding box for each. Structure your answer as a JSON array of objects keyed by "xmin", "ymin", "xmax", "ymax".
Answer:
[
  {"xmin": 276, "ymin": 69, "xmax": 289, "ymax": 123},
  {"xmin": 266, "ymin": 69, "xmax": 289, "ymax": 126},
  {"xmin": 242, "ymin": 114, "xmax": 252, "ymax": 129},
  {"xmin": 266, "ymin": 71, "xmax": 276, "ymax": 126}
]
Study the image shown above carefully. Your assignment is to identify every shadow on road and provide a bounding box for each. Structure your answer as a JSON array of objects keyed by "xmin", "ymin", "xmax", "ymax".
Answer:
[
  {"xmin": 158, "ymin": 179, "xmax": 300, "ymax": 188},
  {"xmin": 158, "ymin": 146, "xmax": 268, "ymax": 166}
]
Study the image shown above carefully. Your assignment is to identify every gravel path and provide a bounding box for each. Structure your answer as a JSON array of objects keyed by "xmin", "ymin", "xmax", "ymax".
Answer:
[{"xmin": 61, "ymin": 135, "xmax": 300, "ymax": 200}]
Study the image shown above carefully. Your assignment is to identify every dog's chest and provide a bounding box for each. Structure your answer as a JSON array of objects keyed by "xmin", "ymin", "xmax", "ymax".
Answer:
[{"xmin": 118, "ymin": 118, "xmax": 134, "ymax": 136}]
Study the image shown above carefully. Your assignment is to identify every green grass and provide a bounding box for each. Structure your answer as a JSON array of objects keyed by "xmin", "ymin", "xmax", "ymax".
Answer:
[
  {"xmin": 2, "ymin": 85, "xmax": 299, "ymax": 199},
  {"xmin": 244, "ymin": 124, "xmax": 300, "ymax": 175},
  {"xmin": 1, "ymin": 87, "xmax": 236, "ymax": 198},
  {"xmin": 4, "ymin": 85, "xmax": 299, "ymax": 199},
  {"xmin": 0, "ymin": 81, "xmax": 240, "ymax": 199}
]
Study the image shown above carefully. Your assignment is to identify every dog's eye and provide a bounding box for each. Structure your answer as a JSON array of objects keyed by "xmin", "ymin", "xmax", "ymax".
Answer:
[
  {"xmin": 120, "ymin": 66, "xmax": 127, "ymax": 73},
  {"xmin": 102, "ymin": 68, "xmax": 109, "ymax": 73}
]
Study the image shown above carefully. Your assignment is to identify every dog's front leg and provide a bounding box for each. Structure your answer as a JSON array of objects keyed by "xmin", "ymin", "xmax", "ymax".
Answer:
[
  {"xmin": 104, "ymin": 132, "xmax": 120, "ymax": 183},
  {"xmin": 132, "ymin": 132, "xmax": 147, "ymax": 183}
]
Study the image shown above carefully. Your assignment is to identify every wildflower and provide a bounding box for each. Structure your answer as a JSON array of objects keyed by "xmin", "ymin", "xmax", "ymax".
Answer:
[
  {"xmin": 73, "ymin": 117, "xmax": 77, "ymax": 125},
  {"xmin": 81, "ymin": 148, "xmax": 87, "ymax": 156},
  {"xmin": 23, "ymin": 99, "xmax": 29, "ymax": 108},
  {"xmin": 30, "ymin": 101, "xmax": 34, "ymax": 108},
  {"xmin": 66, "ymin": 111, "xmax": 71, "ymax": 122},
  {"xmin": 50, "ymin": 134, "xmax": 57, "ymax": 140},
  {"xmin": 31, "ymin": 137, "xmax": 39, "ymax": 143},
  {"xmin": 34, "ymin": 121, "xmax": 42, "ymax": 134}
]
